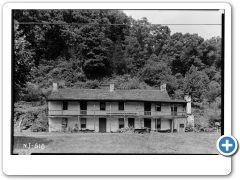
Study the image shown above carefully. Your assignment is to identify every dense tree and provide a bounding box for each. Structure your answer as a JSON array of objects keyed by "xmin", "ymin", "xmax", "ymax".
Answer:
[
  {"xmin": 13, "ymin": 9, "xmax": 222, "ymax": 103},
  {"xmin": 160, "ymin": 33, "xmax": 205, "ymax": 75},
  {"xmin": 14, "ymin": 20, "xmax": 35, "ymax": 101},
  {"xmin": 182, "ymin": 65, "xmax": 210, "ymax": 102},
  {"xmin": 205, "ymin": 81, "xmax": 221, "ymax": 104},
  {"xmin": 199, "ymin": 37, "xmax": 221, "ymax": 69}
]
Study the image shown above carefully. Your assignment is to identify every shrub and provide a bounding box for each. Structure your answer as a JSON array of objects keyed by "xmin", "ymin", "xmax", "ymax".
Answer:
[
  {"xmin": 194, "ymin": 123, "xmax": 205, "ymax": 132},
  {"xmin": 185, "ymin": 123, "xmax": 194, "ymax": 132},
  {"xmin": 14, "ymin": 101, "xmax": 48, "ymax": 132},
  {"xmin": 158, "ymin": 129, "xmax": 171, "ymax": 133},
  {"xmin": 208, "ymin": 114, "xmax": 221, "ymax": 127},
  {"xmin": 84, "ymin": 80, "xmax": 100, "ymax": 89},
  {"xmin": 73, "ymin": 80, "xmax": 100, "ymax": 89}
]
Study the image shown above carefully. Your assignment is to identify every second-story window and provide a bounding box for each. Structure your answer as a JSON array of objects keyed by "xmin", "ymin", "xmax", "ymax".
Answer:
[
  {"xmin": 155, "ymin": 103, "xmax": 161, "ymax": 111},
  {"xmin": 119, "ymin": 102, "xmax": 124, "ymax": 111},
  {"xmin": 80, "ymin": 102, "xmax": 87, "ymax": 110},
  {"xmin": 63, "ymin": 101, "xmax": 68, "ymax": 110},
  {"xmin": 80, "ymin": 101, "xmax": 87, "ymax": 115},
  {"xmin": 171, "ymin": 104, "xmax": 177, "ymax": 115},
  {"xmin": 100, "ymin": 102, "xmax": 106, "ymax": 111}
]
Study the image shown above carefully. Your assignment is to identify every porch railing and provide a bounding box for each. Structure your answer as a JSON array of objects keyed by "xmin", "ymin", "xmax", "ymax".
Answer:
[{"xmin": 48, "ymin": 110, "xmax": 186, "ymax": 117}]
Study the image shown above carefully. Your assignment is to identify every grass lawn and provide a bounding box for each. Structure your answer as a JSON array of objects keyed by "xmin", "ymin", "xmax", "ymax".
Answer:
[{"xmin": 13, "ymin": 131, "xmax": 220, "ymax": 154}]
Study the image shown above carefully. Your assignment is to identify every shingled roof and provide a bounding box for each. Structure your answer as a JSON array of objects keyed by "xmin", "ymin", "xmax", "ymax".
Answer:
[{"xmin": 47, "ymin": 88, "xmax": 187, "ymax": 103}]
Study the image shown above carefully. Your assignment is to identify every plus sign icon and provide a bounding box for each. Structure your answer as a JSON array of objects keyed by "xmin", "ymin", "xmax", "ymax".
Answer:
[{"xmin": 217, "ymin": 135, "xmax": 238, "ymax": 156}]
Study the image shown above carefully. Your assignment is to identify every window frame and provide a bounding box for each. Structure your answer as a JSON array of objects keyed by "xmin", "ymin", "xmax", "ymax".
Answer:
[
  {"xmin": 171, "ymin": 105, "xmax": 178, "ymax": 116},
  {"xmin": 80, "ymin": 101, "xmax": 87, "ymax": 110},
  {"xmin": 118, "ymin": 102, "xmax": 124, "ymax": 111},
  {"xmin": 81, "ymin": 118, "xmax": 87, "ymax": 129},
  {"xmin": 118, "ymin": 118, "xmax": 124, "ymax": 129},
  {"xmin": 156, "ymin": 119, "xmax": 161, "ymax": 129},
  {"xmin": 171, "ymin": 106, "xmax": 178, "ymax": 112},
  {"xmin": 100, "ymin": 102, "xmax": 106, "ymax": 111},
  {"xmin": 62, "ymin": 101, "xmax": 68, "ymax": 110},
  {"xmin": 155, "ymin": 103, "xmax": 161, "ymax": 111}
]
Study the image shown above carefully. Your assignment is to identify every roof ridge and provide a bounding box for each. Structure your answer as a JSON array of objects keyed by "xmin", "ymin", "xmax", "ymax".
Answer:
[
  {"xmin": 57, "ymin": 88, "xmax": 164, "ymax": 91},
  {"xmin": 48, "ymin": 87, "xmax": 176, "ymax": 101}
]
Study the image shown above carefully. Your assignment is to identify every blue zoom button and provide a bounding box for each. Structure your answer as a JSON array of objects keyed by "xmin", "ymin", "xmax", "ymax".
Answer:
[{"xmin": 217, "ymin": 135, "xmax": 238, "ymax": 156}]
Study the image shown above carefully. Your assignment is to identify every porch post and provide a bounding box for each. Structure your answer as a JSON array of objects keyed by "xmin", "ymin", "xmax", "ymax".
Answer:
[
  {"xmin": 184, "ymin": 118, "xmax": 187, "ymax": 133},
  {"xmin": 78, "ymin": 101, "xmax": 81, "ymax": 131},
  {"xmin": 155, "ymin": 119, "xmax": 156, "ymax": 129},
  {"xmin": 110, "ymin": 102, "xmax": 111, "ymax": 132},
  {"xmin": 78, "ymin": 116, "xmax": 80, "ymax": 131},
  {"xmin": 79, "ymin": 117, "xmax": 81, "ymax": 130},
  {"xmin": 124, "ymin": 102, "xmax": 126, "ymax": 128},
  {"xmin": 177, "ymin": 119, "xmax": 179, "ymax": 132},
  {"xmin": 172, "ymin": 103, "xmax": 175, "ymax": 133},
  {"xmin": 94, "ymin": 102, "xmax": 95, "ymax": 131},
  {"xmin": 138, "ymin": 102, "xmax": 141, "ymax": 128}
]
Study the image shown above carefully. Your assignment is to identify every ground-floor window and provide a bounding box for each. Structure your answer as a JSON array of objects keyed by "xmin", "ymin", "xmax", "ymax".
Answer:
[
  {"xmin": 156, "ymin": 119, "xmax": 161, "ymax": 129},
  {"xmin": 119, "ymin": 118, "xmax": 124, "ymax": 129},
  {"xmin": 180, "ymin": 124, "xmax": 184, "ymax": 128},
  {"xmin": 81, "ymin": 118, "xmax": 86, "ymax": 128}
]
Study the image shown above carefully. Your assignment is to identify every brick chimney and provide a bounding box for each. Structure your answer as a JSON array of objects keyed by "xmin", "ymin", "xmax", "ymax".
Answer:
[
  {"xmin": 184, "ymin": 94, "xmax": 191, "ymax": 114},
  {"xmin": 52, "ymin": 83, "xmax": 58, "ymax": 92},
  {"xmin": 110, "ymin": 84, "xmax": 114, "ymax": 92}
]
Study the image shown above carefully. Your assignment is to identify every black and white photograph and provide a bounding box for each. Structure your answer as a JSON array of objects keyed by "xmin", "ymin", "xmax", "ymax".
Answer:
[{"xmin": 12, "ymin": 8, "xmax": 223, "ymax": 155}]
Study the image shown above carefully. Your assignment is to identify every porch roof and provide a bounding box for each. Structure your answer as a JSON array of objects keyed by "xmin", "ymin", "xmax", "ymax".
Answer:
[{"xmin": 47, "ymin": 88, "xmax": 187, "ymax": 103}]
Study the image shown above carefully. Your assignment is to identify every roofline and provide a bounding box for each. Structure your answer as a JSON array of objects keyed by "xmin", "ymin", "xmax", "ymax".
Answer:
[{"xmin": 46, "ymin": 99, "xmax": 187, "ymax": 103}]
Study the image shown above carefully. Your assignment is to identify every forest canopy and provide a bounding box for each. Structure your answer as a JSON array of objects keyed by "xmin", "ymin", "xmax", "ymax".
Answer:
[{"xmin": 13, "ymin": 10, "xmax": 222, "ymax": 104}]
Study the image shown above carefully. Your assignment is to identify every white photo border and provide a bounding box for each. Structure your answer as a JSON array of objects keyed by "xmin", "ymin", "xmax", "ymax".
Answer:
[{"xmin": 3, "ymin": 2, "xmax": 231, "ymax": 175}]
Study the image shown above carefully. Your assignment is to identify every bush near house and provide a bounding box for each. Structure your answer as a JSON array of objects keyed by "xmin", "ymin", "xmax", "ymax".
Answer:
[{"xmin": 14, "ymin": 101, "xmax": 48, "ymax": 133}]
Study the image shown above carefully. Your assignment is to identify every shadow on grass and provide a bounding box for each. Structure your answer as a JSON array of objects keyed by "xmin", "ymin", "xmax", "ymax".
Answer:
[{"xmin": 14, "ymin": 136, "xmax": 53, "ymax": 150}]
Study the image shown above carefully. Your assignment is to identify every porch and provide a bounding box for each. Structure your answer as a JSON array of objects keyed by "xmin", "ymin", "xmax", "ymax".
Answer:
[{"xmin": 48, "ymin": 116, "xmax": 187, "ymax": 133}]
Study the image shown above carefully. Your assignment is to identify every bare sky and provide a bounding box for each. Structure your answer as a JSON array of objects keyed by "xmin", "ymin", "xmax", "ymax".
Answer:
[{"xmin": 123, "ymin": 10, "xmax": 224, "ymax": 40}]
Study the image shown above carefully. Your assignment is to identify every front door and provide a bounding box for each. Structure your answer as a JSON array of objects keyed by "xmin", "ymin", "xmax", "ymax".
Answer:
[
  {"xmin": 179, "ymin": 123, "xmax": 185, "ymax": 133},
  {"xmin": 144, "ymin": 118, "xmax": 151, "ymax": 129},
  {"xmin": 128, "ymin": 118, "xmax": 135, "ymax": 128},
  {"xmin": 99, "ymin": 118, "xmax": 106, "ymax": 133}
]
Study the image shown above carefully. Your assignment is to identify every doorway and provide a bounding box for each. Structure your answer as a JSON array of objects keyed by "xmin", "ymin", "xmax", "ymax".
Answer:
[
  {"xmin": 128, "ymin": 118, "xmax": 135, "ymax": 128},
  {"xmin": 179, "ymin": 123, "xmax": 185, "ymax": 133},
  {"xmin": 99, "ymin": 118, "xmax": 107, "ymax": 132},
  {"xmin": 144, "ymin": 118, "xmax": 151, "ymax": 129}
]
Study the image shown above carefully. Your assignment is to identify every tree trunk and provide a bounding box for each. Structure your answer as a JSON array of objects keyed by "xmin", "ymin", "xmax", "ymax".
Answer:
[{"xmin": 19, "ymin": 119, "xmax": 23, "ymax": 133}]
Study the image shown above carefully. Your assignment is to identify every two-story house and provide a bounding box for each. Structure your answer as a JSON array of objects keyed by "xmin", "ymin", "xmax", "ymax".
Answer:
[{"xmin": 47, "ymin": 83, "xmax": 191, "ymax": 133}]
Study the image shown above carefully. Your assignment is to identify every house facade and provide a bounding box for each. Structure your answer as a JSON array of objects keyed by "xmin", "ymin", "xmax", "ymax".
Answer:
[{"xmin": 47, "ymin": 84, "xmax": 191, "ymax": 133}]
